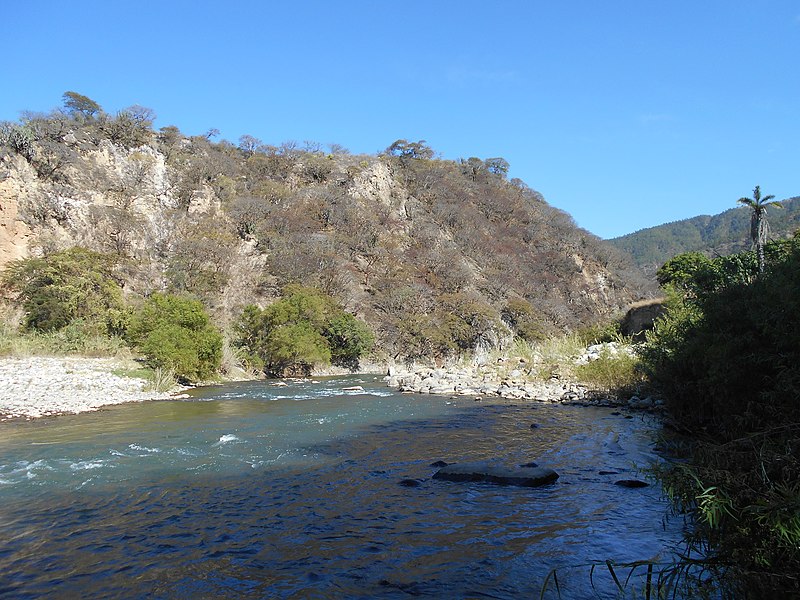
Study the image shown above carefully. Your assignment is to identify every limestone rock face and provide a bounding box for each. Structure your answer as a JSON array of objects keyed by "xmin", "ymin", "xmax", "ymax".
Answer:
[
  {"xmin": 349, "ymin": 160, "xmax": 407, "ymax": 216},
  {"xmin": 620, "ymin": 299, "xmax": 667, "ymax": 339},
  {"xmin": 0, "ymin": 155, "xmax": 34, "ymax": 267}
]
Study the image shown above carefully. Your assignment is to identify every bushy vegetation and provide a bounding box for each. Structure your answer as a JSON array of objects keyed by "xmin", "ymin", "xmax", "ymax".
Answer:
[
  {"xmin": 234, "ymin": 285, "xmax": 373, "ymax": 377},
  {"xmin": 1, "ymin": 247, "xmax": 128, "ymax": 335},
  {"xmin": 0, "ymin": 92, "xmax": 651, "ymax": 364},
  {"xmin": 0, "ymin": 319, "xmax": 130, "ymax": 358},
  {"xmin": 609, "ymin": 196, "xmax": 800, "ymax": 274},
  {"xmin": 573, "ymin": 347, "xmax": 643, "ymax": 393},
  {"xmin": 642, "ymin": 236, "xmax": 800, "ymax": 597},
  {"xmin": 128, "ymin": 293, "xmax": 222, "ymax": 383}
]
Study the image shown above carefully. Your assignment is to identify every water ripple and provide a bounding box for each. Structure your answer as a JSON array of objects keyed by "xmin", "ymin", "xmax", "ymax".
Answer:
[{"xmin": 0, "ymin": 377, "xmax": 681, "ymax": 598}]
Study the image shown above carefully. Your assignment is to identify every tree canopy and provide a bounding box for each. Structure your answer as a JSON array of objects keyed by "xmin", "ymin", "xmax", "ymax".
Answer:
[
  {"xmin": 235, "ymin": 285, "xmax": 374, "ymax": 377},
  {"xmin": 62, "ymin": 91, "xmax": 102, "ymax": 119},
  {"xmin": 1, "ymin": 247, "xmax": 127, "ymax": 335},
  {"xmin": 128, "ymin": 293, "xmax": 222, "ymax": 382}
]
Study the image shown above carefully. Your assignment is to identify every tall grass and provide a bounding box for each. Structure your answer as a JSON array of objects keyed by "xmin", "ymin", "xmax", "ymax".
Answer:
[
  {"xmin": 0, "ymin": 320, "xmax": 130, "ymax": 358},
  {"xmin": 144, "ymin": 366, "xmax": 177, "ymax": 393},
  {"xmin": 539, "ymin": 558, "xmax": 716, "ymax": 600},
  {"xmin": 464, "ymin": 332, "xmax": 644, "ymax": 386},
  {"xmin": 573, "ymin": 347, "xmax": 644, "ymax": 394}
]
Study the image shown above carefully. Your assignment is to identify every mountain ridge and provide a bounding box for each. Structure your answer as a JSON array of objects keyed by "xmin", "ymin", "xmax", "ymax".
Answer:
[
  {"xmin": 0, "ymin": 98, "xmax": 654, "ymax": 361},
  {"xmin": 607, "ymin": 196, "xmax": 800, "ymax": 274}
]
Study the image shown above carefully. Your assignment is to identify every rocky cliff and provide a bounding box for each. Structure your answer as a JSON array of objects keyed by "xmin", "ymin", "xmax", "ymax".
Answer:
[{"xmin": 0, "ymin": 108, "xmax": 653, "ymax": 358}]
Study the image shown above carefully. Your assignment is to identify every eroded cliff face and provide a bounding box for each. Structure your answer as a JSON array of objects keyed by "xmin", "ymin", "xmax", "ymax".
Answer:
[
  {"xmin": 0, "ymin": 124, "xmax": 653, "ymax": 349},
  {"xmin": 0, "ymin": 156, "xmax": 33, "ymax": 267}
]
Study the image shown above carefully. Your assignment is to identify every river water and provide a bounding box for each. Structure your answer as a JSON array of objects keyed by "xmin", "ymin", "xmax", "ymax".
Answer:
[{"xmin": 0, "ymin": 375, "xmax": 682, "ymax": 599}]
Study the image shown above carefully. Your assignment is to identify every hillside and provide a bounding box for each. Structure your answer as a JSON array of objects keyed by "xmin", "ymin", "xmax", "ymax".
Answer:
[
  {"xmin": 608, "ymin": 197, "xmax": 800, "ymax": 274},
  {"xmin": 0, "ymin": 96, "xmax": 654, "ymax": 362}
]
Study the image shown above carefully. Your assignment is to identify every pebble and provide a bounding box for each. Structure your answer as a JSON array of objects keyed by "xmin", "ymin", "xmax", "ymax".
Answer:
[{"xmin": 0, "ymin": 357, "xmax": 176, "ymax": 420}]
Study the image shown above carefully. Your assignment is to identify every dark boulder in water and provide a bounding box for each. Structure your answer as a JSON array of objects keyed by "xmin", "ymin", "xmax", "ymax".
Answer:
[
  {"xmin": 398, "ymin": 478, "xmax": 423, "ymax": 487},
  {"xmin": 432, "ymin": 461, "xmax": 558, "ymax": 487},
  {"xmin": 614, "ymin": 479, "xmax": 649, "ymax": 488},
  {"xmin": 429, "ymin": 460, "xmax": 449, "ymax": 468}
]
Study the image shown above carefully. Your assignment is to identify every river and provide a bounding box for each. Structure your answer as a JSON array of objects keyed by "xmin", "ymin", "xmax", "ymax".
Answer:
[{"xmin": 0, "ymin": 375, "xmax": 682, "ymax": 598}]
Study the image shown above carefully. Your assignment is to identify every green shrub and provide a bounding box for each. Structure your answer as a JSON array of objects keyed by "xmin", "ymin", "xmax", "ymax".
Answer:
[
  {"xmin": 324, "ymin": 313, "xmax": 375, "ymax": 369},
  {"xmin": 1, "ymin": 247, "xmax": 128, "ymax": 335},
  {"xmin": 642, "ymin": 236, "xmax": 800, "ymax": 596},
  {"xmin": 234, "ymin": 285, "xmax": 373, "ymax": 377},
  {"xmin": 501, "ymin": 297, "xmax": 546, "ymax": 342},
  {"xmin": 128, "ymin": 293, "xmax": 222, "ymax": 382}
]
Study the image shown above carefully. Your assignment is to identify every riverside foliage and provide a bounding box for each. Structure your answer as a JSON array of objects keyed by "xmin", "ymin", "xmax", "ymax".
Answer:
[
  {"xmin": 234, "ymin": 285, "xmax": 374, "ymax": 377},
  {"xmin": 642, "ymin": 236, "xmax": 800, "ymax": 597},
  {"xmin": 127, "ymin": 293, "xmax": 223, "ymax": 383},
  {"xmin": 0, "ymin": 247, "xmax": 128, "ymax": 335}
]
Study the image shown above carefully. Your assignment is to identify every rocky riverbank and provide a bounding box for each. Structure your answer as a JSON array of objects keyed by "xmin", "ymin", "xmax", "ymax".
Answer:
[
  {"xmin": 385, "ymin": 342, "xmax": 662, "ymax": 410},
  {"xmin": 0, "ymin": 342, "xmax": 661, "ymax": 422},
  {"xmin": 0, "ymin": 356, "xmax": 181, "ymax": 421}
]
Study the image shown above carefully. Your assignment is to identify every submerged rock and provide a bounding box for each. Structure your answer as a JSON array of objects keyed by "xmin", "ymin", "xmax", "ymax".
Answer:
[
  {"xmin": 432, "ymin": 461, "xmax": 559, "ymax": 487},
  {"xmin": 398, "ymin": 478, "xmax": 423, "ymax": 488},
  {"xmin": 614, "ymin": 479, "xmax": 650, "ymax": 488}
]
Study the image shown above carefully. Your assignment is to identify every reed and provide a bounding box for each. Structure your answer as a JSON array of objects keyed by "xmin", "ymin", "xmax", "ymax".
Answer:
[{"xmin": 144, "ymin": 366, "xmax": 177, "ymax": 393}]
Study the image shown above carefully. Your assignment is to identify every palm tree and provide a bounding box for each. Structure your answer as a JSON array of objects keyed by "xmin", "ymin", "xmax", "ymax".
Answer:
[{"xmin": 737, "ymin": 185, "xmax": 780, "ymax": 273}]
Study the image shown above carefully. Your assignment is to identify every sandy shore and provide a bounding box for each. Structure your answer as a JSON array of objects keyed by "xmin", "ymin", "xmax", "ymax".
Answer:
[{"xmin": 0, "ymin": 356, "xmax": 178, "ymax": 421}]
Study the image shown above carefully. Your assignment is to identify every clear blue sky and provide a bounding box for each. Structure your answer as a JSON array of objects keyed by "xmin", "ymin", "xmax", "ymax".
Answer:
[{"xmin": 2, "ymin": 1, "xmax": 798, "ymax": 239}]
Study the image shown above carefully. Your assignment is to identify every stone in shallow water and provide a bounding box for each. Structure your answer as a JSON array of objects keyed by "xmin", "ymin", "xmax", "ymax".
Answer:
[
  {"xmin": 398, "ymin": 478, "xmax": 423, "ymax": 487},
  {"xmin": 614, "ymin": 479, "xmax": 649, "ymax": 488},
  {"xmin": 432, "ymin": 461, "xmax": 559, "ymax": 487}
]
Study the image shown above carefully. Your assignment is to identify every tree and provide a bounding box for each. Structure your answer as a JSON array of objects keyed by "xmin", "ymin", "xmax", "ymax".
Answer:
[
  {"xmin": 484, "ymin": 157, "xmax": 510, "ymax": 177},
  {"xmin": 101, "ymin": 105, "xmax": 156, "ymax": 149},
  {"xmin": 128, "ymin": 294, "xmax": 222, "ymax": 382},
  {"xmin": 323, "ymin": 313, "xmax": 375, "ymax": 369},
  {"xmin": 501, "ymin": 297, "xmax": 545, "ymax": 341},
  {"xmin": 656, "ymin": 251, "xmax": 712, "ymax": 289},
  {"xmin": 234, "ymin": 286, "xmax": 373, "ymax": 377},
  {"xmin": 238, "ymin": 134, "xmax": 263, "ymax": 156},
  {"xmin": 385, "ymin": 139, "xmax": 434, "ymax": 160},
  {"xmin": 62, "ymin": 91, "xmax": 102, "ymax": 119},
  {"xmin": 737, "ymin": 185, "xmax": 780, "ymax": 273},
  {"xmin": 460, "ymin": 157, "xmax": 486, "ymax": 181},
  {"xmin": 1, "ymin": 247, "xmax": 127, "ymax": 335}
]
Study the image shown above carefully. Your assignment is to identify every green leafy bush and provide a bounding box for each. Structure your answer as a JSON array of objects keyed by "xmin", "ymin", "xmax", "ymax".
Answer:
[
  {"xmin": 643, "ymin": 236, "xmax": 800, "ymax": 596},
  {"xmin": 1, "ymin": 247, "xmax": 128, "ymax": 335},
  {"xmin": 397, "ymin": 293, "xmax": 505, "ymax": 361},
  {"xmin": 128, "ymin": 293, "xmax": 222, "ymax": 382},
  {"xmin": 234, "ymin": 285, "xmax": 373, "ymax": 377}
]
